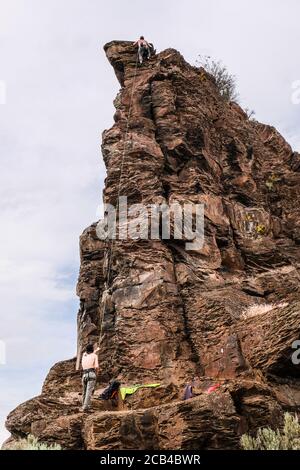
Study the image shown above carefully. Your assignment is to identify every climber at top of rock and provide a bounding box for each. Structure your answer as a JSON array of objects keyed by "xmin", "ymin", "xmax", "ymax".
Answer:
[
  {"xmin": 81, "ymin": 344, "xmax": 99, "ymax": 412},
  {"xmin": 133, "ymin": 35, "xmax": 151, "ymax": 64}
]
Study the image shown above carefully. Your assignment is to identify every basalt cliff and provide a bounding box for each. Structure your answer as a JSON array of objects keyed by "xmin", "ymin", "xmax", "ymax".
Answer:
[{"xmin": 5, "ymin": 41, "xmax": 300, "ymax": 450}]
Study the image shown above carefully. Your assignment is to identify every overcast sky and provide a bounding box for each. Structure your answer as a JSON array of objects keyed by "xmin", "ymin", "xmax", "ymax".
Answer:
[{"xmin": 0, "ymin": 0, "xmax": 299, "ymax": 444}]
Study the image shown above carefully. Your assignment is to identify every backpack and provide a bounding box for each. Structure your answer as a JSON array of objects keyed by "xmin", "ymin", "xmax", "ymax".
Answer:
[
  {"xmin": 183, "ymin": 384, "xmax": 194, "ymax": 400},
  {"xmin": 99, "ymin": 380, "xmax": 121, "ymax": 400}
]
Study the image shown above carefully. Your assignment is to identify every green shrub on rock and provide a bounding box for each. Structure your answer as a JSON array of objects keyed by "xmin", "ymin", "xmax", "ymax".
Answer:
[
  {"xmin": 241, "ymin": 413, "xmax": 300, "ymax": 450},
  {"xmin": 4, "ymin": 434, "xmax": 62, "ymax": 451}
]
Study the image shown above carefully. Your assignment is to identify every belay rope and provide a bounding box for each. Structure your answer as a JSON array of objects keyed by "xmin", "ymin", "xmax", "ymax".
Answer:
[
  {"xmin": 75, "ymin": 55, "xmax": 140, "ymax": 366},
  {"xmin": 99, "ymin": 54, "xmax": 139, "ymax": 343},
  {"xmin": 106, "ymin": 54, "xmax": 139, "ymax": 286}
]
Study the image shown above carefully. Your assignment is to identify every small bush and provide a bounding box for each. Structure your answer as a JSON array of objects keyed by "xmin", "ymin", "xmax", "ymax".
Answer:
[
  {"xmin": 197, "ymin": 55, "xmax": 239, "ymax": 102},
  {"xmin": 244, "ymin": 108, "xmax": 256, "ymax": 120},
  {"xmin": 265, "ymin": 174, "xmax": 281, "ymax": 190},
  {"xmin": 241, "ymin": 413, "xmax": 300, "ymax": 450},
  {"xmin": 5, "ymin": 434, "xmax": 62, "ymax": 451}
]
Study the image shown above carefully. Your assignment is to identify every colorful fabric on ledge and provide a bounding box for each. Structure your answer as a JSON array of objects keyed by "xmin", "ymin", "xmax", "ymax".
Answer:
[{"xmin": 120, "ymin": 383, "xmax": 161, "ymax": 401}]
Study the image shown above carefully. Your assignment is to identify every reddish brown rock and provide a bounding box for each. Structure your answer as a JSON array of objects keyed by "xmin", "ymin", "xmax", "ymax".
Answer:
[
  {"xmin": 82, "ymin": 392, "xmax": 240, "ymax": 450},
  {"xmin": 5, "ymin": 40, "xmax": 300, "ymax": 450}
]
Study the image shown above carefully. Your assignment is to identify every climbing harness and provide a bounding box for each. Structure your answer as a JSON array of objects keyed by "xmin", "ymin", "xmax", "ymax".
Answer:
[{"xmin": 82, "ymin": 368, "xmax": 97, "ymax": 382}]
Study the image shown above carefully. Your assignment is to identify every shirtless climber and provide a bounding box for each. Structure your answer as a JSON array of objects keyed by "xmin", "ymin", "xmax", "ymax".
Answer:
[
  {"xmin": 81, "ymin": 344, "xmax": 99, "ymax": 412},
  {"xmin": 133, "ymin": 36, "xmax": 151, "ymax": 64}
]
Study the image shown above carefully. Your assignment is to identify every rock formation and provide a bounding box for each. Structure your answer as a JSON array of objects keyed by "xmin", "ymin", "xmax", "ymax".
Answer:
[{"xmin": 5, "ymin": 41, "xmax": 300, "ymax": 450}]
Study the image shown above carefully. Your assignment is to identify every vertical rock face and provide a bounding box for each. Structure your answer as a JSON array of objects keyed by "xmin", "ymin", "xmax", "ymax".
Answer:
[{"xmin": 5, "ymin": 41, "xmax": 300, "ymax": 450}]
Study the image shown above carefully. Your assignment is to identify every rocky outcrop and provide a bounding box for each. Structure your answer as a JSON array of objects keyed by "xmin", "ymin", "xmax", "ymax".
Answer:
[
  {"xmin": 82, "ymin": 392, "xmax": 240, "ymax": 450},
  {"xmin": 5, "ymin": 40, "xmax": 300, "ymax": 450}
]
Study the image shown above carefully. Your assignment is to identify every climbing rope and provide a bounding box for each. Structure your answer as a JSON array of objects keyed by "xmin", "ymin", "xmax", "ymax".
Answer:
[
  {"xmin": 97, "ymin": 54, "xmax": 139, "ymax": 347},
  {"xmin": 74, "ymin": 54, "xmax": 142, "ymax": 365},
  {"xmin": 106, "ymin": 54, "xmax": 139, "ymax": 286}
]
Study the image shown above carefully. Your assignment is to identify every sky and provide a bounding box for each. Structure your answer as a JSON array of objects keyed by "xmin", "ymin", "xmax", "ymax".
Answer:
[{"xmin": 0, "ymin": 0, "xmax": 299, "ymax": 445}]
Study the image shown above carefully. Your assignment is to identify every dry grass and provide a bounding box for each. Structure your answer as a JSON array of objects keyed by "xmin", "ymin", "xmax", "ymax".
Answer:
[
  {"xmin": 241, "ymin": 302, "xmax": 288, "ymax": 320},
  {"xmin": 2, "ymin": 434, "xmax": 62, "ymax": 451}
]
